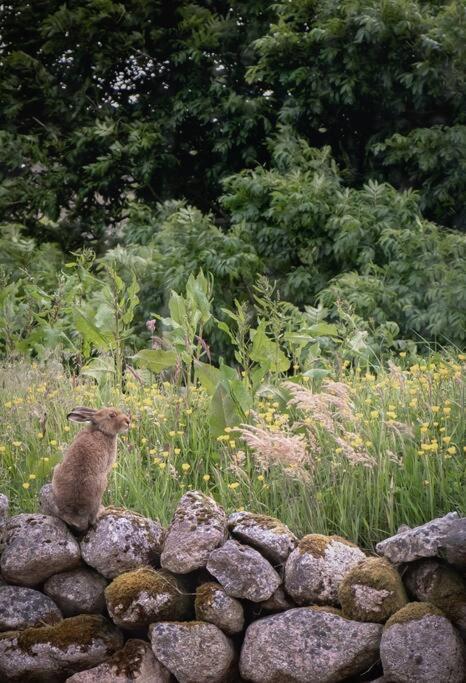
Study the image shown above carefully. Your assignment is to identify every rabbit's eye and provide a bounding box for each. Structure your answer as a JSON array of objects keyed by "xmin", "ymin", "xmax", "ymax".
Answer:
[{"xmin": 110, "ymin": 412, "xmax": 116, "ymax": 418}]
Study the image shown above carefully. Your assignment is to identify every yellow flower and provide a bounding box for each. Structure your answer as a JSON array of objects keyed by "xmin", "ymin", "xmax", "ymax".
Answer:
[
  {"xmin": 29, "ymin": 473, "xmax": 36, "ymax": 480},
  {"xmin": 224, "ymin": 427, "xmax": 232, "ymax": 433},
  {"xmin": 302, "ymin": 375, "xmax": 310, "ymax": 382},
  {"xmin": 63, "ymin": 426, "xmax": 70, "ymax": 432},
  {"xmin": 447, "ymin": 447, "xmax": 456, "ymax": 455},
  {"xmin": 49, "ymin": 440, "xmax": 57, "ymax": 446},
  {"xmin": 365, "ymin": 441, "xmax": 373, "ymax": 448},
  {"xmin": 399, "ymin": 352, "xmax": 406, "ymax": 358},
  {"xmin": 22, "ymin": 482, "xmax": 30, "ymax": 490},
  {"xmin": 423, "ymin": 480, "xmax": 430, "ymax": 486},
  {"xmin": 161, "ymin": 450, "xmax": 169, "ymax": 457},
  {"xmin": 228, "ymin": 440, "xmax": 236, "ymax": 448},
  {"xmin": 41, "ymin": 457, "xmax": 49, "ymax": 463},
  {"xmin": 442, "ymin": 436, "xmax": 452, "ymax": 444},
  {"xmin": 149, "ymin": 448, "xmax": 157, "ymax": 455},
  {"xmin": 168, "ymin": 430, "xmax": 176, "ymax": 437},
  {"xmin": 409, "ymin": 399, "xmax": 417, "ymax": 408},
  {"xmin": 0, "ymin": 446, "xmax": 5, "ymax": 453},
  {"xmin": 158, "ymin": 462, "xmax": 166, "ymax": 470},
  {"xmin": 431, "ymin": 406, "xmax": 440, "ymax": 413},
  {"xmin": 203, "ymin": 474, "xmax": 210, "ymax": 482},
  {"xmin": 228, "ymin": 482, "xmax": 240, "ymax": 490},
  {"xmin": 12, "ymin": 441, "xmax": 22, "ymax": 447},
  {"xmin": 174, "ymin": 448, "xmax": 181, "ymax": 455},
  {"xmin": 112, "ymin": 463, "xmax": 118, "ymax": 469},
  {"xmin": 370, "ymin": 410, "xmax": 379, "ymax": 419},
  {"xmin": 181, "ymin": 463, "xmax": 190, "ymax": 472},
  {"xmin": 443, "ymin": 406, "xmax": 451, "ymax": 415},
  {"xmin": 257, "ymin": 475, "xmax": 265, "ymax": 481},
  {"xmin": 185, "ymin": 409, "xmax": 193, "ymax": 415},
  {"xmin": 141, "ymin": 437, "xmax": 148, "ymax": 444},
  {"xmin": 335, "ymin": 447, "xmax": 343, "ymax": 454},
  {"xmin": 387, "ymin": 411, "xmax": 397, "ymax": 420},
  {"xmin": 421, "ymin": 444, "xmax": 431, "ymax": 451},
  {"xmin": 5, "ymin": 401, "xmax": 12, "ymax": 408}
]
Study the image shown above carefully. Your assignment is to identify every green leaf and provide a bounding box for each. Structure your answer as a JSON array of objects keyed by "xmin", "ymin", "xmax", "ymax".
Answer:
[
  {"xmin": 195, "ymin": 360, "xmax": 221, "ymax": 395},
  {"xmin": 73, "ymin": 311, "xmax": 111, "ymax": 351},
  {"xmin": 209, "ymin": 382, "xmax": 239, "ymax": 439},
  {"xmin": 132, "ymin": 349, "xmax": 177, "ymax": 373}
]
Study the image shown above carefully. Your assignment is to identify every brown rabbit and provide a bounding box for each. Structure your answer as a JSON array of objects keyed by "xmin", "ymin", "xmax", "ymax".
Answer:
[{"xmin": 51, "ymin": 406, "xmax": 130, "ymax": 532}]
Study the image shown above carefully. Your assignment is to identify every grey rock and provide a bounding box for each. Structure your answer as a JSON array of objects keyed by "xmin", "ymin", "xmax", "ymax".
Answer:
[
  {"xmin": 403, "ymin": 559, "xmax": 466, "ymax": 637},
  {"xmin": 258, "ymin": 586, "xmax": 295, "ymax": 614},
  {"xmin": 0, "ymin": 513, "xmax": 81, "ymax": 586},
  {"xmin": 438, "ymin": 517, "xmax": 466, "ymax": 570},
  {"xmin": 161, "ymin": 491, "xmax": 227, "ymax": 574},
  {"xmin": 195, "ymin": 582, "xmax": 244, "ymax": 635},
  {"xmin": 80, "ymin": 507, "xmax": 164, "ymax": 579},
  {"xmin": 240, "ymin": 607, "xmax": 382, "ymax": 682},
  {"xmin": 105, "ymin": 567, "xmax": 192, "ymax": 630},
  {"xmin": 207, "ymin": 539, "xmax": 281, "ymax": 602},
  {"xmin": 65, "ymin": 639, "xmax": 171, "ymax": 682},
  {"xmin": 39, "ymin": 483, "xmax": 61, "ymax": 518},
  {"xmin": 376, "ymin": 512, "xmax": 462, "ymax": 564},
  {"xmin": 0, "ymin": 585, "xmax": 62, "ymax": 631},
  {"xmin": 0, "ymin": 614, "xmax": 124, "ymax": 683},
  {"xmin": 228, "ymin": 511, "xmax": 298, "ymax": 565},
  {"xmin": 284, "ymin": 534, "xmax": 366, "ymax": 606},
  {"xmin": 380, "ymin": 603, "xmax": 465, "ymax": 682},
  {"xmin": 0, "ymin": 493, "xmax": 8, "ymax": 552},
  {"xmin": 43, "ymin": 568, "xmax": 108, "ymax": 617},
  {"xmin": 150, "ymin": 620, "xmax": 235, "ymax": 683}
]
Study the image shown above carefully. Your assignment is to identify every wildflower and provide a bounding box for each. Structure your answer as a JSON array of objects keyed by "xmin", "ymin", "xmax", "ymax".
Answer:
[
  {"xmin": 112, "ymin": 463, "xmax": 118, "ymax": 469},
  {"xmin": 443, "ymin": 406, "xmax": 451, "ymax": 415},
  {"xmin": 447, "ymin": 447, "xmax": 456, "ymax": 455},
  {"xmin": 228, "ymin": 482, "xmax": 240, "ymax": 490},
  {"xmin": 387, "ymin": 411, "xmax": 397, "ymax": 420},
  {"xmin": 168, "ymin": 431, "xmax": 176, "ymax": 437},
  {"xmin": 423, "ymin": 480, "xmax": 430, "ymax": 486},
  {"xmin": 12, "ymin": 441, "xmax": 22, "ymax": 447},
  {"xmin": 49, "ymin": 440, "xmax": 57, "ymax": 446},
  {"xmin": 257, "ymin": 475, "xmax": 265, "ymax": 481},
  {"xmin": 335, "ymin": 447, "xmax": 343, "ymax": 454},
  {"xmin": 431, "ymin": 406, "xmax": 440, "ymax": 413},
  {"xmin": 181, "ymin": 463, "xmax": 190, "ymax": 472},
  {"xmin": 185, "ymin": 409, "xmax": 193, "ymax": 415},
  {"xmin": 174, "ymin": 448, "xmax": 181, "ymax": 455},
  {"xmin": 22, "ymin": 482, "xmax": 30, "ymax": 490},
  {"xmin": 141, "ymin": 437, "xmax": 148, "ymax": 444},
  {"xmin": 41, "ymin": 457, "xmax": 49, "ymax": 463},
  {"xmin": 224, "ymin": 427, "xmax": 232, "ymax": 433},
  {"xmin": 442, "ymin": 436, "xmax": 452, "ymax": 444},
  {"xmin": 203, "ymin": 474, "xmax": 210, "ymax": 482},
  {"xmin": 409, "ymin": 400, "xmax": 417, "ymax": 408},
  {"xmin": 158, "ymin": 462, "xmax": 166, "ymax": 470},
  {"xmin": 399, "ymin": 352, "xmax": 406, "ymax": 358},
  {"xmin": 0, "ymin": 446, "xmax": 5, "ymax": 453},
  {"xmin": 370, "ymin": 410, "xmax": 379, "ymax": 419},
  {"xmin": 228, "ymin": 440, "xmax": 236, "ymax": 448}
]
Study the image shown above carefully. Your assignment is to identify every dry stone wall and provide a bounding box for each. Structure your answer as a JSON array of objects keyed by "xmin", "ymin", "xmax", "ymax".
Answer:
[{"xmin": 0, "ymin": 488, "xmax": 465, "ymax": 682}]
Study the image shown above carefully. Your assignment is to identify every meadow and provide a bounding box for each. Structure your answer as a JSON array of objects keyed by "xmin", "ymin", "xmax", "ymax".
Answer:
[{"xmin": 1, "ymin": 351, "xmax": 464, "ymax": 550}]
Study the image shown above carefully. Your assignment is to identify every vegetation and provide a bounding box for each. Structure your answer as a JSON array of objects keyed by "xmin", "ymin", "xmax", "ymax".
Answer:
[{"xmin": 0, "ymin": 2, "xmax": 465, "ymax": 547}]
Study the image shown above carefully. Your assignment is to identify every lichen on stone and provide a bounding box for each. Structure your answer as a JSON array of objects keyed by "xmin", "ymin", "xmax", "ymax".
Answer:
[
  {"xmin": 384, "ymin": 601, "xmax": 445, "ymax": 630},
  {"xmin": 9, "ymin": 615, "xmax": 115, "ymax": 654}
]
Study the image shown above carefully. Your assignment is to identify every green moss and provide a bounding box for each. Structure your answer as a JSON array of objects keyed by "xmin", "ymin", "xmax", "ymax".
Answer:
[
  {"xmin": 308, "ymin": 606, "xmax": 346, "ymax": 618},
  {"xmin": 298, "ymin": 533, "xmax": 358, "ymax": 557},
  {"xmin": 407, "ymin": 561, "xmax": 466, "ymax": 625},
  {"xmin": 338, "ymin": 557, "xmax": 407, "ymax": 623},
  {"xmin": 384, "ymin": 602, "xmax": 445, "ymax": 630},
  {"xmin": 111, "ymin": 639, "xmax": 146, "ymax": 676},
  {"xmin": 105, "ymin": 567, "xmax": 191, "ymax": 624},
  {"xmin": 6, "ymin": 615, "xmax": 115, "ymax": 654}
]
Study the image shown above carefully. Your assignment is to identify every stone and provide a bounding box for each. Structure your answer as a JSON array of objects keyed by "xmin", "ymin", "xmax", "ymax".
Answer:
[
  {"xmin": 258, "ymin": 586, "xmax": 295, "ymax": 613},
  {"xmin": 438, "ymin": 517, "xmax": 466, "ymax": 570},
  {"xmin": 403, "ymin": 558, "xmax": 466, "ymax": 637},
  {"xmin": 380, "ymin": 602, "xmax": 465, "ymax": 682},
  {"xmin": 0, "ymin": 585, "xmax": 62, "ymax": 631},
  {"xmin": 65, "ymin": 639, "xmax": 171, "ymax": 682},
  {"xmin": 227, "ymin": 511, "xmax": 298, "ymax": 565},
  {"xmin": 207, "ymin": 539, "xmax": 281, "ymax": 602},
  {"xmin": 338, "ymin": 557, "xmax": 407, "ymax": 623},
  {"xmin": 195, "ymin": 582, "xmax": 244, "ymax": 635},
  {"xmin": 0, "ymin": 513, "xmax": 81, "ymax": 586},
  {"xmin": 105, "ymin": 567, "xmax": 192, "ymax": 630},
  {"xmin": 0, "ymin": 494, "xmax": 8, "ymax": 552},
  {"xmin": 161, "ymin": 490, "xmax": 227, "ymax": 574},
  {"xmin": 150, "ymin": 620, "xmax": 235, "ymax": 683},
  {"xmin": 239, "ymin": 606, "xmax": 382, "ymax": 682},
  {"xmin": 376, "ymin": 512, "xmax": 462, "ymax": 564},
  {"xmin": 0, "ymin": 614, "xmax": 124, "ymax": 683},
  {"xmin": 43, "ymin": 568, "xmax": 108, "ymax": 617},
  {"xmin": 39, "ymin": 483, "xmax": 60, "ymax": 518},
  {"xmin": 284, "ymin": 534, "xmax": 366, "ymax": 606},
  {"xmin": 80, "ymin": 507, "xmax": 164, "ymax": 579}
]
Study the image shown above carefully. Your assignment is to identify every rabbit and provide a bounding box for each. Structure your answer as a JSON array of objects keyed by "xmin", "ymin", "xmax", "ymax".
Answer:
[{"xmin": 51, "ymin": 406, "xmax": 130, "ymax": 532}]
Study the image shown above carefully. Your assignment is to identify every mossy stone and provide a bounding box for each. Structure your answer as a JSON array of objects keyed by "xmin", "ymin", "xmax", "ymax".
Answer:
[
  {"xmin": 339, "ymin": 557, "xmax": 407, "ymax": 623},
  {"xmin": 384, "ymin": 601, "xmax": 445, "ymax": 630},
  {"xmin": 105, "ymin": 567, "xmax": 192, "ymax": 629},
  {"xmin": 298, "ymin": 533, "xmax": 359, "ymax": 558}
]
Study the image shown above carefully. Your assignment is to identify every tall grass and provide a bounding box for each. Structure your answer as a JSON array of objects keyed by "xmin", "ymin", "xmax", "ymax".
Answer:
[{"xmin": 0, "ymin": 354, "xmax": 464, "ymax": 549}]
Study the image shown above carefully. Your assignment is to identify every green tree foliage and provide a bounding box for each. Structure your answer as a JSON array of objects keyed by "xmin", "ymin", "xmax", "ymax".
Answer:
[
  {"xmin": 248, "ymin": 0, "xmax": 466, "ymax": 228},
  {"xmin": 0, "ymin": 1, "xmax": 272, "ymax": 248}
]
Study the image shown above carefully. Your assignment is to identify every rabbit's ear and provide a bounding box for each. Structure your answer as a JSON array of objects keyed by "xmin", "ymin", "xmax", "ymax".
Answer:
[{"xmin": 67, "ymin": 407, "xmax": 97, "ymax": 423}]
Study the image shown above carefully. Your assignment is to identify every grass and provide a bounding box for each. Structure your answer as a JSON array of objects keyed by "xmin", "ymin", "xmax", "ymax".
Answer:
[{"xmin": 0, "ymin": 353, "xmax": 464, "ymax": 549}]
